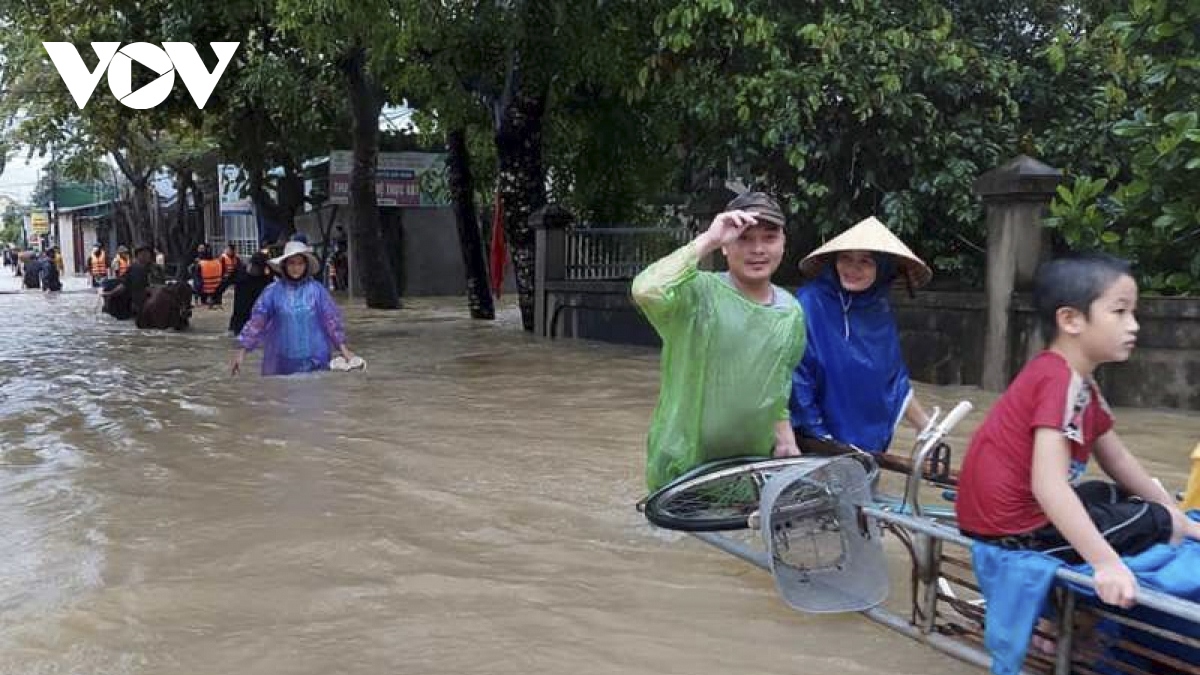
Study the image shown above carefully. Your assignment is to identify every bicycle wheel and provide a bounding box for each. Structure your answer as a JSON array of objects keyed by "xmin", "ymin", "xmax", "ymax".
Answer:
[{"xmin": 641, "ymin": 456, "xmax": 860, "ymax": 532}]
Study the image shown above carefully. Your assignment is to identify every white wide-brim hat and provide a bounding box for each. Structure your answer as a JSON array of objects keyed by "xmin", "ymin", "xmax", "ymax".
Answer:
[
  {"xmin": 269, "ymin": 240, "xmax": 320, "ymax": 277},
  {"xmin": 799, "ymin": 216, "xmax": 932, "ymax": 288}
]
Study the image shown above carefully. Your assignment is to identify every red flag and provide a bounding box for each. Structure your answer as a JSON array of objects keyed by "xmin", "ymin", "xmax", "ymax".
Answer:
[{"xmin": 488, "ymin": 193, "xmax": 506, "ymax": 298}]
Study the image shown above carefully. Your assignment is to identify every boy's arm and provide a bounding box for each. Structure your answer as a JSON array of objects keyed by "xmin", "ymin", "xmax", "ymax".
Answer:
[
  {"xmin": 1094, "ymin": 430, "xmax": 1200, "ymax": 543},
  {"xmin": 1032, "ymin": 428, "xmax": 1138, "ymax": 608}
]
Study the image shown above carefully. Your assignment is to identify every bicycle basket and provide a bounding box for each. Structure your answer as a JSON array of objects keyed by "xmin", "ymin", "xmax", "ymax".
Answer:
[{"xmin": 760, "ymin": 455, "xmax": 888, "ymax": 613}]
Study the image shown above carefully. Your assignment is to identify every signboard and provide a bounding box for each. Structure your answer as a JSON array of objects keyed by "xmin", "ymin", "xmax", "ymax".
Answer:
[
  {"xmin": 328, "ymin": 151, "xmax": 450, "ymax": 207},
  {"xmin": 30, "ymin": 211, "xmax": 50, "ymax": 234},
  {"xmin": 219, "ymin": 164, "xmax": 254, "ymax": 214}
]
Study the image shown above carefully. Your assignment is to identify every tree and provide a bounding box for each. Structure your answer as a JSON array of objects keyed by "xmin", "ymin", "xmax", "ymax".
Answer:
[
  {"xmin": 1046, "ymin": 0, "xmax": 1200, "ymax": 294},
  {"xmin": 0, "ymin": 211, "xmax": 23, "ymax": 245},
  {"xmin": 212, "ymin": 16, "xmax": 351, "ymax": 242},
  {"xmin": 445, "ymin": 128, "xmax": 496, "ymax": 319},
  {"xmin": 394, "ymin": 0, "xmax": 676, "ymax": 328},
  {"xmin": 644, "ymin": 0, "xmax": 1041, "ymax": 285},
  {"xmin": 0, "ymin": 0, "xmax": 224, "ymax": 255},
  {"xmin": 274, "ymin": 0, "xmax": 403, "ymax": 309}
]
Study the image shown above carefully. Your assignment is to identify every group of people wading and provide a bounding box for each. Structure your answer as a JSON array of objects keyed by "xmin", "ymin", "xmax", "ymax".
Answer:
[{"xmin": 92, "ymin": 236, "xmax": 359, "ymax": 378}]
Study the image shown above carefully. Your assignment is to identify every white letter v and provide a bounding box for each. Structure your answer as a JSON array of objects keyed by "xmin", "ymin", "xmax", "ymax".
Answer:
[
  {"xmin": 164, "ymin": 42, "xmax": 239, "ymax": 109},
  {"xmin": 43, "ymin": 42, "xmax": 121, "ymax": 109}
]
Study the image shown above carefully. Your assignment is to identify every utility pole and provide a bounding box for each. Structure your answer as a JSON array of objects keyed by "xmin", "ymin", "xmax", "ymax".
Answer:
[{"xmin": 48, "ymin": 143, "xmax": 58, "ymax": 248}]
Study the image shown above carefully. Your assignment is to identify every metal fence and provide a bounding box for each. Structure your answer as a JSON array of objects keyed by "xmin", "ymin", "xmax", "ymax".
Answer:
[{"xmin": 563, "ymin": 226, "xmax": 690, "ymax": 280}]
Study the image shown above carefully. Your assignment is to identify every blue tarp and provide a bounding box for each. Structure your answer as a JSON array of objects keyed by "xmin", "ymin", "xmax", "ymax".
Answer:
[{"xmin": 972, "ymin": 511, "xmax": 1200, "ymax": 675}]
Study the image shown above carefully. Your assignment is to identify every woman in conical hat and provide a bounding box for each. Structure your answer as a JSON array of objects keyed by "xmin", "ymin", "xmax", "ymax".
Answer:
[
  {"xmin": 788, "ymin": 216, "xmax": 933, "ymax": 454},
  {"xmin": 230, "ymin": 240, "xmax": 360, "ymax": 376}
]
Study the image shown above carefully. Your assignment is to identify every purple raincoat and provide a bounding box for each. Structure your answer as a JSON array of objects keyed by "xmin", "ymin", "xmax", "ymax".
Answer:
[{"xmin": 237, "ymin": 277, "xmax": 347, "ymax": 376}]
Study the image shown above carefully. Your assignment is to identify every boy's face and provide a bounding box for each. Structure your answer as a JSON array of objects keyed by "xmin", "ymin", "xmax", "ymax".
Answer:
[
  {"xmin": 723, "ymin": 225, "xmax": 784, "ymax": 285},
  {"xmin": 1063, "ymin": 274, "xmax": 1140, "ymax": 363}
]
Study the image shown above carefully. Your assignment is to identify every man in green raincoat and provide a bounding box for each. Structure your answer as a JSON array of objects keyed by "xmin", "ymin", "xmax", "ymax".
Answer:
[{"xmin": 633, "ymin": 192, "xmax": 807, "ymax": 492}]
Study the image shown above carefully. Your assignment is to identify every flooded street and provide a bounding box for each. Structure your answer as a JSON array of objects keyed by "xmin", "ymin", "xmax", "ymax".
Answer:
[{"xmin": 1, "ymin": 275, "xmax": 1197, "ymax": 675}]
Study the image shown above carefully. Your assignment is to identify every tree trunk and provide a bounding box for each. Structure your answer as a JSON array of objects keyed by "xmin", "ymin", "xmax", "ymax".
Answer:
[
  {"xmin": 446, "ymin": 128, "xmax": 496, "ymax": 320},
  {"xmin": 495, "ymin": 90, "xmax": 548, "ymax": 331},
  {"xmin": 381, "ymin": 208, "xmax": 406, "ymax": 297},
  {"xmin": 342, "ymin": 47, "xmax": 399, "ymax": 309},
  {"xmin": 172, "ymin": 169, "xmax": 207, "ymax": 259},
  {"xmin": 193, "ymin": 156, "xmax": 219, "ymax": 255},
  {"xmin": 315, "ymin": 204, "xmax": 339, "ymax": 278},
  {"xmin": 191, "ymin": 172, "xmax": 208, "ymax": 252},
  {"xmin": 110, "ymin": 147, "xmax": 156, "ymax": 249},
  {"xmin": 114, "ymin": 201, "xmax": 134, "ymax": 248},
  {"xmin": 249, "ymin": 169, "xmax": 290, "ymax": 243},
  {"xmin": 131, "ymin": 182, "xmax": 155, "ymax": 249},
  {"xmin": 174, "ymin": 169, "xmax": 191, "ymax": 259}
]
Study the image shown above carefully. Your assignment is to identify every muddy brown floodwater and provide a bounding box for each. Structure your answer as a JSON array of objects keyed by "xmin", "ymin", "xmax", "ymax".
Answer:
[{"xmin": 1, "ymin": 276, "xmax": 1196, "ymax": 675}]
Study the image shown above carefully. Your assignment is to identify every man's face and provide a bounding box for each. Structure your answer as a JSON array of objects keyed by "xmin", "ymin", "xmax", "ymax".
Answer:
[
  {"xmin": 136, "ymin": 250, "xmax": 153, "ymax": 264},
  {"xmin": 723, "ymin": 225, "xmax": 785, "ymax": 285}
]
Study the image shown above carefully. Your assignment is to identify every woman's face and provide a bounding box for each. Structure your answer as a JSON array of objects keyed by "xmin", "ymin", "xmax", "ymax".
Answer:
[
  {"xmin": 835, "ymin": 250, "xmax": 877, "ymax": 292},
  {"xmin": 285, "ymin": 256, "xmax": 308, "ymax": 280}
]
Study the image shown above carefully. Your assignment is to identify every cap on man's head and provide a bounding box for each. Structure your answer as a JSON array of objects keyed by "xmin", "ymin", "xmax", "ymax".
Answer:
[
  {"xmin": 725, "ymin": 191, "xmax": 786, "ymax": 228},
  {"xmin": 249, "ymin": 252, "xmax": 269, "ymax": 267}
]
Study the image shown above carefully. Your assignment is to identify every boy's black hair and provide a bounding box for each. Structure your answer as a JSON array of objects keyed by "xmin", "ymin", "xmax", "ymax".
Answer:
[{"xmin": 1033, "ymin": 252, "xmax": 1133, "ymax": 341}]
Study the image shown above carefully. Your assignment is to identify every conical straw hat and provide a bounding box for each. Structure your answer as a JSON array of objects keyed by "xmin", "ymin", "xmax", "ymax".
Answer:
[{"xmin": 799, "ymin": 216, "xmax": 932, "ymax": 288}]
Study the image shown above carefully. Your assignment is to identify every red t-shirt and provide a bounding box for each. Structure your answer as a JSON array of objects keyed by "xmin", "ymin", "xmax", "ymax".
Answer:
[{"xmin": 956, "ymin": 351, "xmax": 1114, "ymax": 536}]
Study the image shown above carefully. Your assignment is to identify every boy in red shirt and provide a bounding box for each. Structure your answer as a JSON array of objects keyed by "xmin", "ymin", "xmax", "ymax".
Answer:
[{"xmin": 956, "ymin": 253, "xmax": 1200, "ymax": 608}]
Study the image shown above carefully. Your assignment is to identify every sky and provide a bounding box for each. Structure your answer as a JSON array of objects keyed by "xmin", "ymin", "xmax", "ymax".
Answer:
[{"xmin": 0, "ymin": 150, "xmax": 49, "ymax": 203}]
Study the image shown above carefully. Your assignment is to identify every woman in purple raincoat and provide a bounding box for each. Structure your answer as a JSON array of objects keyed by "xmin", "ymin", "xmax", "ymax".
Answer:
[{"xmin": 230, "ymin": 241, "xmax": 358, "ymax": 376}]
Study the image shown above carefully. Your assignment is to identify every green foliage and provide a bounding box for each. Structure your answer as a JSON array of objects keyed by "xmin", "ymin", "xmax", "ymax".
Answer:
[
  {"xmin": 390, "ymin": 0, "xmax": 678, "ymax": 225},
  {"xmin": 643, "ymin": 0, "xmax": 1038, "ymax": 286},
  {"xmin": 1, "ymin": 0, "xmax": 1197, "ymax": 296},
  {"xmin": 0, "ymin": 212, "xmax": 23, "ymax": 245},
  {"xmin": 1044, "ymin": 0, "xmax": 1200, "ymax": 294}
]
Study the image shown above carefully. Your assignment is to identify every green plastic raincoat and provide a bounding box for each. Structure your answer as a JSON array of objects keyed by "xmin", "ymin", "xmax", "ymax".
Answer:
[{"xmin": 632, "ymin": 242, "xmax": 806, "ymax": 492}]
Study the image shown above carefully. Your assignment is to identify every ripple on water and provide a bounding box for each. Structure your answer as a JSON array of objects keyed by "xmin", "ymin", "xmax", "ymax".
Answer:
[{"xmin": 0, "ymin": 283, "xmax": 1196, "ymax": 675}]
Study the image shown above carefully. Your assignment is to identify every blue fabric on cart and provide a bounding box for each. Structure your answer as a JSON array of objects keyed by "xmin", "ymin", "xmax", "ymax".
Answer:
[{"xmin": 971, "ymin": 511, "xmax": 1200, "ymax": 675}]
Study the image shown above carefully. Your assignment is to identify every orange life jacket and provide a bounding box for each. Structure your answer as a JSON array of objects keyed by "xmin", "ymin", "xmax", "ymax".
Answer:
[
  {"xmin": 198, "ymin": 258, "xmax": 223, "ymax": 294},
  {"xmin": 89, "ymin": 251, "xmax": 108, "ymax": 276},
  {"xmin": 219, "ymin": 252, "xmax": 239, "ymax": 280},
  {"xmin": 113, "ymin": 256, "xmax": 131, "ymax": 277}
]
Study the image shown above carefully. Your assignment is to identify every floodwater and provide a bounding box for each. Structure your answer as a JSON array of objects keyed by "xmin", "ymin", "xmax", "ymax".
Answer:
[{"xmin": 1, "ymin": 272, "xmax": 1196, "ymax": 675}]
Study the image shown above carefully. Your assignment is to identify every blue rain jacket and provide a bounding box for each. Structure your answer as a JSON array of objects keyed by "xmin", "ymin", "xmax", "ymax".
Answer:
[{"xmin": 789, "ymin": 255, "xmax": 911, "ymax": 453}]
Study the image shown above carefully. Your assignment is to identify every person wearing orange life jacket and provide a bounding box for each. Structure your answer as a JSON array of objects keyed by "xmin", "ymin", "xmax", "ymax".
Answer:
[
  {"xmin": 111, "ymin": 245, "xmax": 132, "ymax": 278},
  {"xmin": 194, "ymin": 251, "xmax": 224, "ymax": 308},
  {"xmin": 215, "ymin": 244, "xmax": 241, "ymax": 305},
  {"xmin": 88, "ymin": 243, "xmax": 109, "ymax": 287},
  {"xmin": 219, "ymin": 244, "xmax": 240, "ymax": 279}
]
